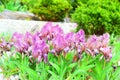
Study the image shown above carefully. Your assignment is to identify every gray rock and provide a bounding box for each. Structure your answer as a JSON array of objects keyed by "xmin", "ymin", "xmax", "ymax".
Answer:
[
  {"xmin": 0, "ymin": 10, "xmax": 39, "ymax": 20},
  {"xmin": 0, "ymin": 19, "xmax": 77, "ymax": 34}
]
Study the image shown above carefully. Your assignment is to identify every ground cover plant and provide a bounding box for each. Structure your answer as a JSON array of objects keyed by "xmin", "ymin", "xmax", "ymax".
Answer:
[{"xmin": 0, "ymin": 22, "xmax": 120, "ymax": 80}]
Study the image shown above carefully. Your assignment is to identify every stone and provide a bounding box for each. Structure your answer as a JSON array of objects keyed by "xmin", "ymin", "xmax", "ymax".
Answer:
[
  {"xmin": 0, "ymin": 10, "xmax": 39, "ymax": 20},
  {"xmin": 0, "ymin": 19, "xmax": 77, "ymax": 34}
]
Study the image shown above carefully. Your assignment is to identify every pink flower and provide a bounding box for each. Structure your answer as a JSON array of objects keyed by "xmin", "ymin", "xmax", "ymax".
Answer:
[
  {"xmin": 86, "ymin": 35, "xmax": 101, "ymax": 57},
  {"xmin": 12, "ymin": 32, "xmax": 30, "ymax": 53},
  {"xmin": 75, "ymin": 29, "xmax": 85, "ymax": 43},
  {"xmin": 100, "ymin": 47, "xmax": 112, "ymax": 61},
  {"xmin": 52, "ymin": 34, "xmax": 68, "ymax": 55},
  {"xmin": 40, "ymin": 22, "xmax": 64, "ymax": 40},
  {"xmin": 32, "ymin": 40, "xmax": 49, "ymax": 62},
  {"xmin": 40, "ymin": 22, "xmax": 52, "ymax": 38},
  {"xmin": 65, "ymin": 32, "xmax": 75, "ymax": 49},
  {"xmin": 24, "ymin": 32, "xmax": 33, "ymax": 46},
  {"xmin": 101, "ymin": 33, "xmax": 110, "ymax": 47},
  {"xmin": 0, "ymin": 38, "xmax": 13, "ymax": 51},
  {"xmin": 86, "ymin": 35, "xmax": 101, "ymax": 49},
  {"xmin": 12, "ymin": 32, "xmax": 23, "ymax": 41},
  {"xmin": 14, "ymin": 40, "xmax": 29, "ymax": 53},
  {"xmin": 52, "ymin": 25, "xmax": 64, "ymax": 37}
]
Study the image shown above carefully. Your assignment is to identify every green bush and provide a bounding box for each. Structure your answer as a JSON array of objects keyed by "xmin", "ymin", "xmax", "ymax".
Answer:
[
  {"xmin": 72, "ymin": 0, "xmax": 120, "ymax": 35},
  {"xmin": 0, "ymin": 0, "xmax": 27, "ymax": 12},
  {"xmin": 21, "ymin": 0, "xmax": 72, "ymax": 21}
]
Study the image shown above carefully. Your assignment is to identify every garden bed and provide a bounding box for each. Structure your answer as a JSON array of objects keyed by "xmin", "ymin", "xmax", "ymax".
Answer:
[{"xmin": 0, "ymin": 22, "xmax": 120, "ymax": 80}]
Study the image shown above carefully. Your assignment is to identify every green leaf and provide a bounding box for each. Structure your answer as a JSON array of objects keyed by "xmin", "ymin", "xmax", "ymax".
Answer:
[
  {"xmin": 48, "ymin": 70, "xmax": 58, "ymax": 80},
  {"xmin": 70, "ymin": 69, "xmax": 88, "ymax": 79}
]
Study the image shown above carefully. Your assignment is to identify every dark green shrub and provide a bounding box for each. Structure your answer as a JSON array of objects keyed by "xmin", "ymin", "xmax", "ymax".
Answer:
[
  {"xmin": 72, "ymin": 0, "xmax": 120, "ymax": 35},
  {"xmin": 21, "ymin": 0, "xmax": 72, "ymax": 21}
]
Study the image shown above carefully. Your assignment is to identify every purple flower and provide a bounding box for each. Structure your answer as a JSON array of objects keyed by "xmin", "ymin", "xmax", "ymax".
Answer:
[
  {"xmin": 85, "ymin": 33, "xmax": 111, "ymax": 58},
  {"xmin": 40, "ymin": 22, "xmax": 52, "ymax": 39},
  {"xmin": 75, "ymin": 29, "xmax": 85, "ymax": 44},
  {"xmin": 65, "ymin": 32, "xmax": 75, "ymax": 49},
  {"xmin": 32, "ymin": 40, "xmax": 49, "ymax": 62},
  {"xmin": 73, "ymin": 30, "xmax": 86, "ymax": 55},
  {"xmin": 24, "ymin": 32, "xmax": 33, "ymax": 46},
  {"xmin": 0, "ymin": 38, "xmax": 13, "ymax": 51},
  {"xmin": 52, "ymin": 34, "xmax": 68, "ymax": 55},
  {"xmin": 85, "ymin": 35, "xmax": 101, "ymax": 57},
  {"xmin": 32, "ymin": 32, "xmax": 41, "ymax": 43},
  {"xmin": 101, "ymin": 33, "xmax": 110, "ymax": 47},
  {"xmin": 12, "ymin": 32, "xmax": 29, "ymax": 53},
  {"xmin": 100, "ymin": 47, "xmax": 112, "ymax": 61},
  {"xmin": 9, "ymin": 22, "xmax": 112, "ymax": 63},
  {"xmin": 14, "ymin": 39, "xmax": 29, "ymax": 53},
  {"xmin": 40, "ymin": 22, "xmax": 64, "ymax": 40},
  {"xmin": 12, "ymin": 32, "xmax": 23, "ymax": 42},
  {"xmin": 51, "ymin": 25, "xmax": 64, "ymax": 37},
  {"xmin": 86, "ymin": 35, "xmax": 101, "ymax": 49}
]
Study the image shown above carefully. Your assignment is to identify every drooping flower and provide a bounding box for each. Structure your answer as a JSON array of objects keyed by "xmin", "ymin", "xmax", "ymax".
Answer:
[
  {"xmin": 100, "ymin": 47, "xmax": 112, "ymax": 61},
  {"xmin": 85, "ymin": 35, "xmax": 101, "ymax": 57},
  {"xmin": 12, "ymin": 32, "xmax": 23, "ymax": 42},
  {"xmin": 86, "ymin": 35, "xmax": 101, "ymax": 49},
  {"xmin": 65, "ymin": 32, "xmax": 75, "ymax": 49},
  {"xmin": 24, "ymin": 32, "xmax": 33, "ymax": 46},
  {"xmin": 0, "ymin": 38, "xmax": 13, "ymax": 51},
  {"xmin": 85, "ymin": 33, "xmax": 111, "ymax": 59},
  {"xmin": 7, "ymin": 22, "xmax": 112, "ymax": 63},
  {"xmin": 32, "ymin": 40, "xmax": 49, "ymax": 62},
  {"xmin": 40, "ymin": 22, "xmax": 52, "ymax": 38},
  {"xmin": 12, "ymin": 32, "xmax": 29, "ymax": 53},
  {"xmin": 75, "ymin": 29, "xmax": 85, "ymax": 44},
  {"xmin": 32, "ymin": 32, "xmax": 41, "ymax": 43},
  {"xmin": 51, "ymin": 25, "xmax": 64, "ymax": 37},
  {"xmin": 40, "ymin": 22, "xmax": 64, "ymax": 40},
  {"xmin": 14, "ymin": 38, "xmax": 29, "ymax": 53},
  {"xmin": 52, "ymin": 34, "xmax": 68, "ymax": 56},
  {"xmin": 101, "ymin": 33, "xmax": 110, "ymax": 47},
  {"xmin": 73, "ymin": 29, "xmax": 86, "ymax": 56}
]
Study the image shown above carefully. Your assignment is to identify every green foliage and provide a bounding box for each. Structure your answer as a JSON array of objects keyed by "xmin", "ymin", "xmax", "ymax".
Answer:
[
  {"xmin": 88, "ymin": 35, "xmax": 120, "ymax": 80},
  {"xmin": 0, "ymin": 5, "xmax": 4, "ymax": 12},
  {"xmin": 0, "ymin": 0, "xmax": 27, "ymax": 12},
  {"xmin": 1, "ymin": 34, "xmax": 120, "ymax": 80},
  {"xmin": 72, "ymin": 0, "xmax": 120, "ymax": 35},
  {"xmin": 21, "ymin": 0, "xmax": 72, "ymax": 21},
  {"xmin": 0, "ymin": 53, "xmax": 39, "ymax": 80},
  {"xmin": 48, "ymin": 52, "xmax": 94, "ymax": 80}
]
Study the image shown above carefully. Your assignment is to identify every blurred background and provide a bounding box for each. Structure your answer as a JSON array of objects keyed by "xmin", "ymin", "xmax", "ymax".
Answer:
[{"xmin": 0, "ymin": 0, "xmax": 120, "ymax": 35}]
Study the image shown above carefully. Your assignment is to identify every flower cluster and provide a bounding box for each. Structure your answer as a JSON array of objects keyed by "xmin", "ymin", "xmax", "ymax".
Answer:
[
  {"xmin": 85, "ymin": 33, "xmax": 112, "ymax": 61},
  {"xmin": 0, "ymin": 22, "xmax": 112, "ymax": 62},
  {"xmin": 0, "ymin": 38, "xmax": 13, "ymax": 51}
]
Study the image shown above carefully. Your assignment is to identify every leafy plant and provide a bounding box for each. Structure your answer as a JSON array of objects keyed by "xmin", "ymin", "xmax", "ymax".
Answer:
[
  {"xmin": 0, "ymin": 23, "xmax": 120, "ymax": 80},
  {"xmin": 72, "ymin": 0, "xmax": 120, "ymax": 35},
  {"xmin": 21, "ymin": 0, "xmax": 72, "ymax": 21},
  {"xmin": 0, "ymin": 0, "xmax": 27, "ymax": 12}
]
